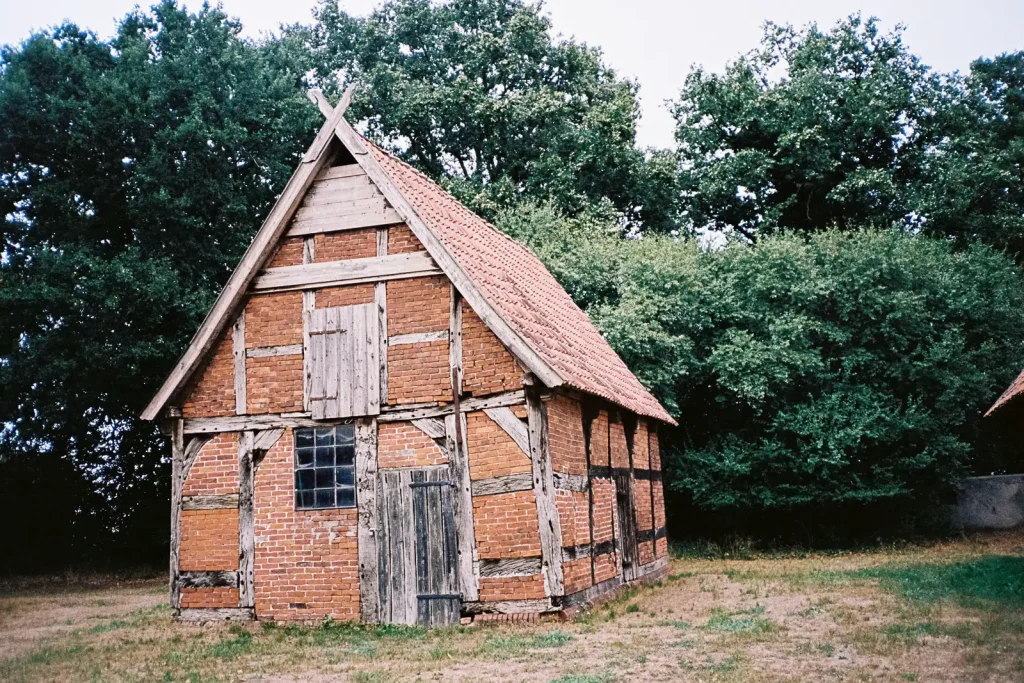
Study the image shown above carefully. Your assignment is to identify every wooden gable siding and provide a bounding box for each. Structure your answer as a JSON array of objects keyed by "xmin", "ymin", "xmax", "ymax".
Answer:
[{"xmin": 179, "ymin": 164, "xmax": 531, "ymax": 421}]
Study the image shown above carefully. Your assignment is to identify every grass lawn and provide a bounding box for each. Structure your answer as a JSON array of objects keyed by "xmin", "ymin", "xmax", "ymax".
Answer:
[{"xmin": 1, "ymin": 531, "xmax": 1022, "ymax": 682}]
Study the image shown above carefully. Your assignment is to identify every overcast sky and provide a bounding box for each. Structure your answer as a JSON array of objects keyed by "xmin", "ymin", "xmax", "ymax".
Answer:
[{"xmin": 2, "ymin": 1, "xmax": 1023, "ymax": 148}]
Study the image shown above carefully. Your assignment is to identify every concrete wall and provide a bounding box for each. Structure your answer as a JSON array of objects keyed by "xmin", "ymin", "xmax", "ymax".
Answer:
[{"xmin": 952, "ymin": 475, "xmax": 1024, "ymax": 530}]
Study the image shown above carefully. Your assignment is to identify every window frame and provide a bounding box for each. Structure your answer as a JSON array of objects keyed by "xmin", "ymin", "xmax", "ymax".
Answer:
[{"xmin": 293, "ymin": 424, "xmax": 357, "ymax": 511}]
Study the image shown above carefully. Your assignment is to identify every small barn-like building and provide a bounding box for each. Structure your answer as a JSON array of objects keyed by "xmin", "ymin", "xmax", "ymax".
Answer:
[{"xmin": 142, "ymin": 92, "xmax": 675, "ymax": 625}]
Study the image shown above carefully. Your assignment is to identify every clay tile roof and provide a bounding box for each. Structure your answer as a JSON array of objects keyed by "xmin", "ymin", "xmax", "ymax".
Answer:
[
  {"xmin": 364, "ymin": 140, "xmax": 675, "ymax": 425},
  {"xmin": 986, "ymin": 368, "xmax": 1024, "ymax": 417}
]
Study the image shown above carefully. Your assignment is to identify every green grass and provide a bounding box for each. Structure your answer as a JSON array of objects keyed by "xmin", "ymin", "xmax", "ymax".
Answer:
[
  {"xmin": 703, "ymin": 605, "xmax": 772, "ymax": 634},
  {"xmin": 856, "ymin": 556, "xmax": 1024, "ymax": 610},
  {"xmin": 550, "ymin": 674, "xmax": 616, "ymax": 683},
  {"xmin": 477, "ymin": 630, "xmax": 573, "ymax": 659}
]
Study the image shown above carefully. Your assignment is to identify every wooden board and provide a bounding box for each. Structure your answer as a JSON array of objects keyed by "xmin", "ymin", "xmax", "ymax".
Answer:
[
  {"xmin": 483, "ymin": 406, "xmax": 530, "ymax": 457},
  {"xmin": 412, "ymin": 469, "xmax": 461, "ymax": 627},
  {"xmin": 178, "ymin": 571, "xmax": 239, "ymax": 588},
  {"xmin": 389, "ymin": 331, "xmax": 448, "ymax": 346},
  {"xmin": 376, "ymin": 227, "xmax": 389, "ymax": 408},
  {"xmin": 308, "ymin": 304, "xmax": 380, "ymax": 419},
  {"xmin": 182, "ymin": 494, "xmax": 239, "ymax": 510},
  {"xmin": 176, "ymin": 608, "xmax": 254, "ymax": 622},
  {"xmin": 445, "ymin": 413, "xmax": 479, "ymax": 602},
  {"xmin": 527, "ymin": 388, "xmax": 564, "ymax": 597},
  {"xmin": 479, "ymin": 557, "xmax": 542, "ymax": 578},
  {"xmin": 470, "ymin": 472, "xmax": 533, "ymax": 497},
  {"xmin": 316, "ymin": 163, "xmax": 366, "ymax": 181},
  {"xmin": 238, "ymin": 432, "xmax": 255, "ymax": 607},
  {"xmin": 356, "ymin": 418, "xmax": 380, "ymax": 623},
  {"xmin": 378, "ymin": 468, "xmax": 418, "ymax": 625},
  {"xmin": 286, "ymin": 209, "xmax": 404, "ymax": 237},
  {"xmin": 254, "ymin": 252, "xmax": 440, "ymax": 292},
  {"xmin": 169, "ymin": 418, "xmax": 184, "ymax": 612},
  {"xmin": 232, "ymin": 312, "xmax": 246, "ymax": 415},
  {"xmin": 246, "ymin": 344, "xmax": 302, "ymax": 358},
  {"xmin": 376, "ymin": 390, "xmax": 525, "ymax": 423}
]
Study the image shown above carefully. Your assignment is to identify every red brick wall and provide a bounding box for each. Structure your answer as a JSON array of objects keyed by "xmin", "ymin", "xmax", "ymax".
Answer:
[
  {"xmin": 609, "ymin": 417, "xmax": 630, "ymax": 469},
  {"xmin": 254, "ymin": 429, "xmax": 360, "ymax": 621},
  {"xmin": 245, "ymin": 293, "xmax": 302, "ymax": 349},
  {"xmin": 634, "ymin": 478, "xmax": 654, "ymax": 566},
  {"xmin": 591, "ymin": 478, "xmax": 618, "ymax": 584},
  {"xmin": 388, "ymin": 276, "xmax": 449, "ymax": 335},
  {"xmin": 653, "ymin": 478, "xmax": 668, "ymax": 555},
  {"xmin": 268, "ymin": 237, "xmax": 304, "ymax": 268},
  {"xmin": 180, "ymin": 508, "xmax": 238, "ymax": 571},
  {"xmin": 388, "ymin": 224, "xmax": 423, "ymax": 254},
  {"xmin": 180, "ymin": 587, "xmax": 238, "ymax": 609},
  {"xmin": 387, "ymin": 340, "xmax": 450, "ymax": 405},
  {"xmin": 472, "ymin": 489, "xmax": 540, "ymax": 559},
  {"xmin": 548, "ymin": 395, "xmax": 586, "ymax": 475},
  {"xmin": 315, "ymin": 228, "xmax": 376, "ymax": 262},
  {"xmin": 649, "ymin": 427, "xmax": 661, "ymax": 471},
  {"xmin": 635, "ymin": 421, "xmax": 650, "ymax": 469},
  {"xmin": 182, "ymin": 332, "xmax": 234, "ymax": 418},
  {"xmin": 316, "ymin": 284, "xmax": 375, "ymax": 309},
  {"xmin": 589, "ymin": 410, "xmax": 609, "ymax": 467},
  {"xmin": 466, "ymin": 411, "xmax": 531, "ymax": 480},
  {"xmin": 563, "ymin": 557, "xmax": 592, "ymax": 595},
  {"xmin": 246, "ymin": 355, "xmax": 303, "ymax": 414},
  {"xmin": 478, "ymin": 574, "xmax": 546, "ymax": 601},
  {"xmin": 461, "ymin": 305, "xmax": 522, "ymax": 397},
  {"xmin": 182, "ymin": 433, "xmax": 237, "ymax": 497},
  {"xmin": 378, "ymin": 422, "xmax": 447, "ymax": 469}
]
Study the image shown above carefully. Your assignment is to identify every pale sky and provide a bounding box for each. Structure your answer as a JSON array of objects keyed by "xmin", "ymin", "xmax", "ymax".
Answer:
[{"xmin": 2, "ymin": 0, "xmax": 1023, "ymax": 149}]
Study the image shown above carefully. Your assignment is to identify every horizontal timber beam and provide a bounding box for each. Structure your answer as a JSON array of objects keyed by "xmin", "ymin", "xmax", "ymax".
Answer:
[
  {"xmin": 552, "ymin": 472, "xmax": 588, "ymax": 492},
  {"xmin": 182, "ymin": 494, "xmax": 238, "ymax": 510},
  {"xmin": 177, "ymin": 570, "xmax": 238, "ymax": 588},
  {"xmin": 253, "ymin": 252, "xmax": 439, "ymax": 292},
  {"xmin": 285, "ymin": 209, "xmax": 404, "ymax": 237},
  {"xmin": 246, "ymin": 344, "xmax": 302, "ymax": 359},
  {"xmin": 471, "ymin": 472, "xmax": 533, "ymax": 497},
  {"xmin": 377, "ymin": 390, "xmax": 525, "ymax": 422},
  {"xmin": 176, "ymin": 607, "xmax": 254, "ymax": 622},
  {"xmin": 479, "ymin": 557, "xmax": 542, "ymax": 578},
  {"xmin": 389, "ymin": 330, "xmax": 448, "ymax": 346}
]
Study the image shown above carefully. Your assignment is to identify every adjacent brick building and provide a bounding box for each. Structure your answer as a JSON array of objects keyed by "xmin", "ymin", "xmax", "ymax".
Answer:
[{"xmin": 143, "ymin": 92, "xmax": 674, "ymax": 625}]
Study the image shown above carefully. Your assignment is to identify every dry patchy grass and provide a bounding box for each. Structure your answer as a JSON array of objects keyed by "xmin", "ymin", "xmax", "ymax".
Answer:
[{"xmin": 1, "ymin": 531, "xmax": 1022, "ymax": 682}]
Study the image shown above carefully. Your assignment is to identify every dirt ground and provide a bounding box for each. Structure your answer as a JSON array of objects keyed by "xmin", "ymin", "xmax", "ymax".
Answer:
[{"xmin": 1, "ymin": 531, "xmax": 1022, "ymax": 682}]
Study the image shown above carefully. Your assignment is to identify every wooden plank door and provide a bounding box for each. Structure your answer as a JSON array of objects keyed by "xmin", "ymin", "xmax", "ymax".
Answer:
[
  {"xmin": 614, "ymin": 473, "xmax": 639, "ymax": 582},
  {"xmin": 377, "ymin": 467, "xmax": 460, "ymax": 626},
  {"xmin": 308, "ymin": 304, "xmax": 380, "ymax": 419}
]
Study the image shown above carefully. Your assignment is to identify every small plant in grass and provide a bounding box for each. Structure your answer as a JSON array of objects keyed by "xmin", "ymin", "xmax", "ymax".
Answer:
[
  {"xmin": 625, "ymin": 604, "xmax": 640, "ymax": 614},
  {"xmin": 703, "ymin": 605, "xmax": 772, "ymax": 634},
  {"xmin": 549, "ymin": 674, "xmax": 616, "ymax": 683},
  {"xmin": 206, "ymin": 625, "xmax": 253, "ymax": 659},
  {"xmin": 351, "ymin": 671, "xmax": 389, "ymax": 683},
  {"xmin": 429, "ymin": 642, "xmax": 453, "ymax": 660},
  {"xmin": 668, "ymin": 572, "xmax": 694, "ymax": 581},
  {"xmin": 882, "ymin": 622, "xmax": 941, "ymax": 645}
]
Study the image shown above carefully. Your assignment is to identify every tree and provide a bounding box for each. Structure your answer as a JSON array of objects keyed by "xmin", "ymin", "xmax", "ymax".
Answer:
[
  {"xmin": 500, "ymin": 207, "xmax": 1024, "ymax": 514},
  {"xmin": 309, "ymin": 0, "xmax": 679, "ymax": 231},
  {"xmin": 916, "ymin": 52, "xmax": 1024, "ymax": 260},
  {"xmin": 672, "ymin": 15, "xmax": 940, "ymax": 241},
  {"xmin": 0, "ymin": 2, "xmax": 317, "ymax": 571}
]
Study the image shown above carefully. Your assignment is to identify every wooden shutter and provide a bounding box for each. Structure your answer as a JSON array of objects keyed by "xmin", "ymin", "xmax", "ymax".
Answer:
[{"xmin": 308, "ymin": 304, "xmax": 380, "ymax": 419}]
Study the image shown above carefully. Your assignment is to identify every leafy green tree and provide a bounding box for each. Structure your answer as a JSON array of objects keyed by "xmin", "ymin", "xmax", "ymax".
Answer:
[
  {"xmin": 916, "ymin": 52, "xmax": 1024, "ymax": 259},
  {"xmin": 673, "ymin": 15, "xmax": 940, "ymax": 240},
  {"xmin": 0, "ymin": 2, "xmax": 317, "ymax": 571},
  {"xmin": 501, "ymin": 208, "xmax": 1024, "ymax": 510},
  {"xmin": 309, "ymin": 0, "xmax": 679, "ymax": 231}
]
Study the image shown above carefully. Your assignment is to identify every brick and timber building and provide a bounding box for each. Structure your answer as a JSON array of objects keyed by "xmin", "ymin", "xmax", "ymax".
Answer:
[{"xmin": 142, "ymin": 89, "xmax": 676, "ymax": 626}]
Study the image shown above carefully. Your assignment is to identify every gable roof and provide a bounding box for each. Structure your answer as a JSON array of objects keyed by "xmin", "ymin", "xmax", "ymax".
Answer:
[
  {"xmin": 986, "ymin": 368, "xmax": 1024, "ymax": 417},
  {"xmin": 142, "ymin": 96, "xmax": 674, "ymax": 425}
]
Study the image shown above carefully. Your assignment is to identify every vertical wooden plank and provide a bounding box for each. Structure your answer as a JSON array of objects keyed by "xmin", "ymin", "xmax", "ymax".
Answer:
[
  {"xmin": 399, "ymin": 469, "xmax": 418, "ymax": 625},
  {"xmin": 440, "ymin": 477, "xmax": 460, "ymax": 623},
  {"xmin": 647, "ymin": 424, "xmax": 658, "ymax": 560},
  {"xmin": 426, "ymin": 473, "xmax": 445, "ymax": 626},
  {"xmin": 527, "ymin": 386, "xmax": 564, "ymax": 597},
  {"xmin": 445, "ymin": 413, "xmax": 479, "ymax": 601},
  {"xmin": 377, "ymin": 470, "xmax": 391, "ymax": 623},
  {"xmin": 302, "ymin": 237, "xmax": 315, "ymax": 412},
  {"xmin": 169, "ymin": 417, "xmax": 184, "ymax": 612},
  {"xmin": 356, "ymin": 418, "xmax": 380, "ymax": 623},
  {"xmin": 364, "ymin": 304, "xmax": 381, "ymax": 415},
  {"xmin": 238, "ymin": 431, "xmax": 255, "ymax": 607},
  {"xmin": 376, "ymin": 227, "xmax": 388, "ymax": 407},
  {"xmin": 412, "ymin": 471, "xmax": 429, "ymax": 626},
  {"xmin": 325, "ymin": 308, "xmax": 341, "ymax": 418},
  {"xmin": 582, "ymin": 406, "xmax": 597, "ymax": 586},
  {"xmin": 233, "ymin": 311, "xmax": 246, "ymax": 415},
  {"xmin": 449, "ymin": 290, "xmax": 463, "ymax": 397}
]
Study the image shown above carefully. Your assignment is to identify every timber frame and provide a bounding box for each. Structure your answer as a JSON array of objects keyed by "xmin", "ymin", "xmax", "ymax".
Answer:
[{"xmin": 148, "ymin": 88, "xmax": 673, "ymax": 625}]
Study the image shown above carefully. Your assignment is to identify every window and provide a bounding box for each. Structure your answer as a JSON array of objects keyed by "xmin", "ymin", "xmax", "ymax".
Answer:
[{"xmin": 294, "ymin": 426, "xmax": 356, "ymax": 509}]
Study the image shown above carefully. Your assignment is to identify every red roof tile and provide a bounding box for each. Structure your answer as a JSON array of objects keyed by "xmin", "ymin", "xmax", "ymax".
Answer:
[
  {"xmin": 986, "ymin": 368, "xmax": 1024, "ymax": 417},
  {"xmin": 365, "ymin": 141, "xmax": 675, "ymax": 425}
]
